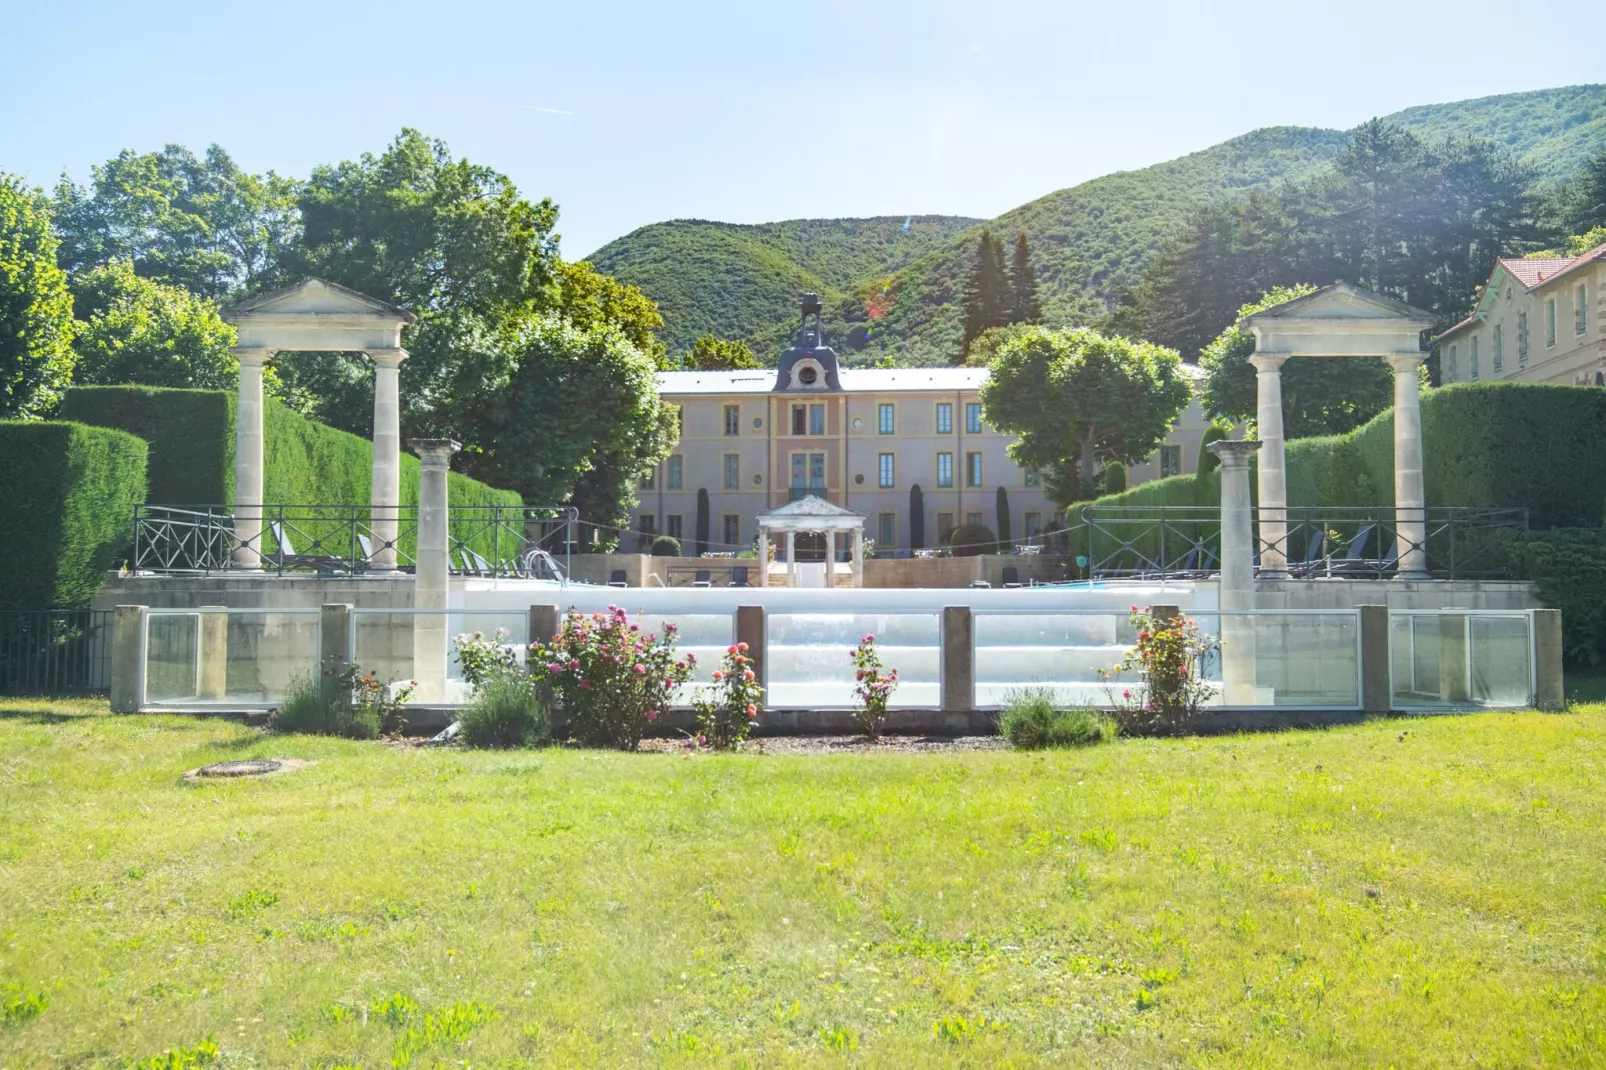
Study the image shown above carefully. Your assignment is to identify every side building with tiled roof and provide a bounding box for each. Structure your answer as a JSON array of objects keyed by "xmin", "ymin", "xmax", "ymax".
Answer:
[
  {"xmin": 1435, "ymin": 242, "xmax": 1606, "ymax": 386},
  {"xmin": 627, "ymin": 295, "xmax": 1214, "ymax": 556}
]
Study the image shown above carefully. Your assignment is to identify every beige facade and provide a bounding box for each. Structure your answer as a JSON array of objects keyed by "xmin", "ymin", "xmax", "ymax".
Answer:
[
  {"xmin": 628, "ymin": 304, "xmax": 1211, "ymax": 554},
  {"xmin": 1436, "ymin": 244, "xmax": 1606, "ymax": 387}
]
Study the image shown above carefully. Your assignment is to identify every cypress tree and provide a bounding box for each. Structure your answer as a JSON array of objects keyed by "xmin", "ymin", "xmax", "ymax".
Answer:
[
  {"xmin": 909, "ymin": 484, "xmax": 925, "ymax": 550},
  {"xmin": 1009, "ymin": 231, "xmax": 1042, "ymax": 325},
  {"xmin": 695, "ymin": 488, "xmax": 710, "ymax": 555},
  {"xmin": 995, "ymin": 486, "xmax": 1011, "ymax": 546},
  {"xmin": 957, "ymin": 230, "xmax": 1010, "ymax": 362}
]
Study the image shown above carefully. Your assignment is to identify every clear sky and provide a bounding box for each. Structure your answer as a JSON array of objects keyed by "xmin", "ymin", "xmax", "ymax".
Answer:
[{"xmin": 3, "ymin": 0, "xmax": 1599, "ymax": 259}]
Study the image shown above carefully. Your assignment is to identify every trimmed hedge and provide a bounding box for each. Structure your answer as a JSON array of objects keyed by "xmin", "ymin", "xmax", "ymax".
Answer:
[
  {"xmin": 58, "ymin": 386, "xmax": 232, "ymax": 506},
  {"xmin": 0, "ymin": 422, "xmax": 148, "ymax": 607},
  {"xmin": 1505, "ymin": 529, "xmax": 1606, "ymax": 667},
  {"xmin": 61, "ymin": 385, "xmax": 524, "ymax": 564},
  {"xmin": 1075, "ymin": 383, "xmax": 1606, "ymax": 528}
]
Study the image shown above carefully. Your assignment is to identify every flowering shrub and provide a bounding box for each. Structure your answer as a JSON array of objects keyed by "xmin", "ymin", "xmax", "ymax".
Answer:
[
  {"xmin": 693, "ymin": 642, "xmax": 762, "ymax": 750},
  {"xmin": 528, "ymin": 605, "xmax": 695, "ymax": 750},
  {"xmin": 849, "ymin": 634, "xmax": 899, "ymax": 740},
  {"xmin": 454, "ymin": 629, "xmax": 523, "ymax": 688},
  {"xmin": 1102, "ymin": 606, "xmax": 1218, "ymax": 735},
  {"xmin": 273, "ymin": 657, "xmax": 413, "ymax": 738}
]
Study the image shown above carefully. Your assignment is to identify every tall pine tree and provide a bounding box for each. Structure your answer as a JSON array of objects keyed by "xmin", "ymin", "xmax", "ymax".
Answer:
[
  {"xmin": 1008, "ymin": 231, "xmax": 1042, "ymax": 325},
  {"xmin": 957, "ymin": 230, "xmax": 1011, "ymax": 362}
]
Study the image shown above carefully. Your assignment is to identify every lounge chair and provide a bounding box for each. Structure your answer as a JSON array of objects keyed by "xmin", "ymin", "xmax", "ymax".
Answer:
[
  {"xmin": 1001, "ymin": 566, "xmax": 1023, "ymax": 588},
  {"xmin": 267, "ymin": 521, "xmax": 349, "ymax": 573},
  {"xmin": 607, "ymin": 569, "xmax": 629, "ymax": 588},
  {"xmin": 728, "ymin": 565, "xmax": 750, "ymax": 587},
  {"xmin": 969, "ymin": 579, "xmax": 992, "ymax": 589},
  {"xmin": 692, "ymin": 569, "xmax": 713, "ymax": 588}
]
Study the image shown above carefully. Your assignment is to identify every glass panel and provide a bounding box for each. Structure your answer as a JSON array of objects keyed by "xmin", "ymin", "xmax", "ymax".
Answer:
[
  {"xmin": 973, "ymin": 611, "xmax": 1133, "ymax": 708},
  {"xmin": 353, "ymin": 610, "xmax": 528, "ymax": 706},
  {"xmin": 1470, "ymin": 615, "xmax": 1531, "ymax": 706},
  {"xmin": 809, "ymin": 404, "xmax": 825, "ymax": 435},
  {"xmin": 809, "ymin": 453, "xmax": 825, "ymax": 490},
  {"xmin": 1391, "ymin": 613, "xmax": 1531, "ymax": 708},
  {"xmin": 878, "ymin": 404, "xmax": 894, "ymax": 434},
  {"xmin": 1244, "ymin": 613, "xmax": 1359, "ymax": 707},
  {"xmin": 145, "ymin": 611, "xmax": 319, "ymax": 706},
  {"xmin": 767, "ymin": 613, "xmax": 939, "ymax": 709},
  {"xmin": 791, "ymin": 454, "xmax": 806, "ymax": 488}
]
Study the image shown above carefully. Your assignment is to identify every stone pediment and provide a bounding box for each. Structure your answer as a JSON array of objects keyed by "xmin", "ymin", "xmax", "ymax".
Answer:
[
  {"xmin": 1239, "ymin": 283, "xmax": 1433, "ymax": 358},
  {"xmin": 758, "ymin": 495, "xmax": 865, "ymax": 524},
  {"xmin": 223, "ymin": 278, "xmax": 415, "ymax": 353}
]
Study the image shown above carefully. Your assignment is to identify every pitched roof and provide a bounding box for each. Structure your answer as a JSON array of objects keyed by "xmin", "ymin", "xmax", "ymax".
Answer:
[
  {"xmin": 1498, "ymin": 258, "xmax": 1572, "ymax": 288},
  {"xmin": 756, "ymin": 494, "xmax": 866, "ymax": 520},
  {"xmin": 657, "ymin": 366, "xmax": 989, "ymax": 396},
  {"xmin": 1435, "ymin": 240, "xmax": 1606, "ymax": 343},
  {"xmin": 222, "ymin": 277, "xmax": 417, "ymax": 324},
  {"xmin": 1237, "ymin": 282, "xmax": 1435, "ymax": 328}
]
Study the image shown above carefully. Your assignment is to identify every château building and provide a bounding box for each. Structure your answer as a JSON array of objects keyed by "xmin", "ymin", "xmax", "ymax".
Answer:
[
  {"xmin": 628, "ymin": 295, "xmax": 1211, "ymax": 555},
  {"xmin": 1435, "ymin": 240, "xmax": 1606, "ymax": 386}
]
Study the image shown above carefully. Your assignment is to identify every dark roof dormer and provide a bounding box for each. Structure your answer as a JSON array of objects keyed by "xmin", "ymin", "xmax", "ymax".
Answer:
[{"xmin": 773, "ymin": 292, "xmax": 843, "ymax": 392}]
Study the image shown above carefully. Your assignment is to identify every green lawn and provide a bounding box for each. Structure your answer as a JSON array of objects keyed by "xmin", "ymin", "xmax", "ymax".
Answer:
[{"xmin": 2, "ymin": 701, "xmax": 1604, "ymax": 1068}]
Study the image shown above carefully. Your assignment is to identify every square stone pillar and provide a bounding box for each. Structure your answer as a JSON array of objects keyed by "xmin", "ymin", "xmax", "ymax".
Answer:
[
  {"xmin": 786, "ymin": 530, "xmax": 797, "ymax": 588},
  {"xmin": 1358, "ymin": 605, "xmax": 1391, "ymax": 714},
  {"xmin": 198, "ymin": 607, "xmax": 228, "ymax": 701},
  {"xmin": 1533, "ymin": 609, "xmax": 1564, "ymax": 711},
  {"xmin": 1249, "ymin": 353, "xmax": 1290, "ymax": 579},
  {"xmin": 941, "ymin": 605, "xmax": 973, "ymax": 713},
  {"xmin": 853, "ymin": 529, "xmax": 865, "ymax": 588},
  {"xmin": 319, "ymin": 604, "xmax": 353, "ymax": 709},
  {"xmin": 737, "ymin": 605, "xmax": 767, "ymax": 693},
  {"xmin": 1389, "ymin": 354, "xmax": 1430, "ymax": 579},
  {"xmin": 110, "ymin": 605, "xmax": 148, "ymax": 713},
  {"xmin": 369, "ymin": 348, "xmax": 408, "ymax": 572},
  {"xmin": 757, "ymin": 531, "xmax": 769, "ymax": 588},
  {"xmin": 412, "ymin": 439, "xmax": 460, "ymax": 702},
  {"xmin": 232, "ymin": 348, "xmax": 272, "ymax": 569}
]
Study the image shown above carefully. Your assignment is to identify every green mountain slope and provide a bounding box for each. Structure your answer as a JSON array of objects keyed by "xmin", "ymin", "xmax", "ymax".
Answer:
[
  {"xmin": 588, "ymin": 215, "xmax": 980, "ymax": 353},
  {"xmin": 593, "ymin": 84, "xmax": 1606, "ymax": 363}
]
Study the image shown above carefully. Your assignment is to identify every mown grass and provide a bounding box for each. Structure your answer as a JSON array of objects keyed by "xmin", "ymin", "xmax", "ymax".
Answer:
[{"xmin": 1, "ymin": 697, "xmax": 1603, "ymax": 1067}]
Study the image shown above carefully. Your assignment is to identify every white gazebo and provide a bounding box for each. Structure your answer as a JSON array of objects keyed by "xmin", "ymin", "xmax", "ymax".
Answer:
[
  {"xmin": 1238, "ymin": 284, "xmax": 1437, "ymax": 580},
  {"xmin": 221, "ymin": 279, "xmax": 417, "ymax": 571},
  {"xmin": 756, "ymin": 496, "xmax": 867, "ymax": 588}
]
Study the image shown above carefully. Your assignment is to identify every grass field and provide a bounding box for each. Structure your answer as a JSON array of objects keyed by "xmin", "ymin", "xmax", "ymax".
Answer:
[{"xmin": 2, "ymin": 700, "xmax": 1604, "ymax": 1067}]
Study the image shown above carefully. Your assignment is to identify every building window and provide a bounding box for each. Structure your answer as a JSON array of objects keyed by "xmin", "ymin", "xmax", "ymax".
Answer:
[
  {"xmin": 810, "ymin": 404, "xmax": 825, "ymax": 435},
  {"xmin": 877, "ymin": 512, "xmax": 895, "ymax": 548},
  {"xmin": 965, "ymin": 451, "xmax": 982, "ymax": 488},
  {"xmin": 965, "ymin": 402, "xmax": 982, "ymax": 434},
  {"xmin": 1447, "ymin": 344, "xmax": 1458, "ymax": 382},
  {"xmin": 722, "ymin": 515, "xmax": 739, "ymax": 547},
  {"xmin": 1518, "ymin": 311, "xmax": 1528, "ymax": 362},
  {"xmin": 1494, "ymin": 323, "xmax": 1503, "ymax": 369},
  {"xmin": 1547, "ymin": 298, "xmax": 1557, "ymax": 347},
  {"xmin": 639, "ymin": 514, "xmax": 656, "ymax": 537},
  {"xmin": 937, "ymin": 512, "xmax": 956, "ymax": 545},
  {"xmin": 1160, "ymin": 444, "xmax": 1182, "ymax": 478},
  {"xmin": 666, "ymin": 514, "xmax": 682, "ymax": 541},
  {"xmin": 936, "ymin": 403, "xmax": 953, "ymax": 434},
  {"xmin": 722, "ymin": 454, "xmax": 739, "ymax": 490},
  {"xmin": 1024, "ymin": 512, "xmax": 1043, "ymax": 539},
  {"xmin": 723, "ymin": 405, "xmax": 740, "ymax": 436},
  {"xmin": 965, "ymin": 511, "xmax": 983, "ymax": 527},
  {"xmin": 667, "ymin": 454, "xmax": 684, "ymax": 490},
  {"xmin": 1471, "ymin": 336, "xmax": 1480, "ymax": 379},
  {"xmin": 1024, "ymin": 467, "xmax": 1040, "ymax": 488},
  {"xmin": 792, "ymin": 405, "xmax": 806, "ymax": 435},
  {"xmin": 878, "ymin": 403, "xmax": 894, "ymax": 434},
  {"xmin": 643, "ymin": 467, "xmax": 655, "ymax": 490},
  {"xmin": 1578, "ymin": 284, "xmax": 1589, "ymax": 335},
  {"xmin": 809, "ymin": 452, "xmax": 825, "ymax": 491},
  {"xmin": 936, "ymin": 452, "xmax": 954, "ymax": 488},
  {"xmin": 878, "ymin": 453, "xmax": 895, "ymax": 488}
]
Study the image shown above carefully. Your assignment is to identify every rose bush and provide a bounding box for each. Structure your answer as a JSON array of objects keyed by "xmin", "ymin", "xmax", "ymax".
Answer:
[
  {"xmin": 1102, "ymin": 605, "xmax": 1218, "ymax": 735},
  {"xmin": 849, "ymin": 634, "xmax": 899, "ymax": 741},
  {"xmin": 693, "ymin": 641, "xmax": 762, "ymax": 750}
]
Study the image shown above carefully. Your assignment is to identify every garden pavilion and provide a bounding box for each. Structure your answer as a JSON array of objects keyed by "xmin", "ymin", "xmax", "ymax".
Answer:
[{"xmin": 756, "ymin": 495, "xmax": 867, "ymax": 588}]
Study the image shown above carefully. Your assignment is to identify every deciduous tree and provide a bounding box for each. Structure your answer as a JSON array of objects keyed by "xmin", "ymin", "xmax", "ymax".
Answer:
[
  {"xmin": 981, "ymin": 327, "xmax": 1191, "ymax": 503},
  {"xmin": 69, "ymin": 260, "xmax": 237, "ymax": 389},
  {"xmin": 0, "ymin": 175, "xmax": 76, "ymax": 418},
  {"xmin": 685, "ymin": 333, "xmax": 760, "ymax": 370}
]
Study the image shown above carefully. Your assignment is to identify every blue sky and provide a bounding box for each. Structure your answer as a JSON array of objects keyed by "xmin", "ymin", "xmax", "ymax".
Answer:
[{"xmin": 3, "ymin": 0, "xmax": 1600, "ymax": 259}]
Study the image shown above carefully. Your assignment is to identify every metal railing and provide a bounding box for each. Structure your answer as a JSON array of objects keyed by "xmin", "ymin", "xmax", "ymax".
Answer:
[
  {"xmin": 133, "ymin": 505, "xmax": 578, "ymax": 580},
  {"xmin": 0, "ymin": 609, "xmax": 114, "ymax": 695},
  {"xmin": 1079, "ymin": 506, "xmax": 1528, "ymax": 580}
]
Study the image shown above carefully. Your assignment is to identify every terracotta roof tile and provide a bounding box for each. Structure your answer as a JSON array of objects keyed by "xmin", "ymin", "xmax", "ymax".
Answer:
[{"xmin": 1498, "ymin": 258, "xmax": 1572, "ymax": 288}]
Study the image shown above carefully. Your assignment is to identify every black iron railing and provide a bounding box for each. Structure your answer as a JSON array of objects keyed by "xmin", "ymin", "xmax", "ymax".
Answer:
[
  {"xmin": 1079, "ymin": 506, "xmax": 1528, "ymax": 580},
  {"xmin": 0, "ymin": 609, "xmax": 113, "ymax": 695},
  {"xmin": 133, "ymin": 505, "xmax": 578, "ymax": 579}
]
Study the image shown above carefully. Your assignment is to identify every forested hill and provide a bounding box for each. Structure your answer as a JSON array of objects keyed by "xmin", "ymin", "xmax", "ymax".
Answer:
[
  {"xmin": 587, "ymin": 215, "xmax": 981, "ymax": 353},
  {"xmin": 589, "ymin": 84, "xmax": 1606, "ymax": 363}
]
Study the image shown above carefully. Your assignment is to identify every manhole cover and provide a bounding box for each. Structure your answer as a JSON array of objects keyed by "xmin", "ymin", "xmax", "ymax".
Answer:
[{"xmin": 196, "ymin": 759, "xmax": 283, "ymax": 778}]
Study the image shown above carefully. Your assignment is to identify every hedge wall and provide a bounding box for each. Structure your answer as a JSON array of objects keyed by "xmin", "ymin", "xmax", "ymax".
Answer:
[
  {"xmin": 0, "ymin": 422, "xmax": 148, "ymax": 607},
  {"xmin": 61, "ymin": 385, "xmax": 524, "ymax": 563},
  {"xmin": 58, "ymin": 386, "xmax": 232, "ymax": 506},
  {"xmin": 1074, "ymin": 383, "xmax": 1606, "ymax": 528}
]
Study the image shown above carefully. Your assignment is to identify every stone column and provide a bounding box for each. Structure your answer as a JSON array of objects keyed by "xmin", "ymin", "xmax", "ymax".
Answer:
[
  {"xmin": 1533, "ymin": 609, "xmax": 1564, "ymax": 711},
  {"xmin": 757, "ymin": 530, "xmax": 769, "ymax": 588},
  {"xmin": 318, "ymin": 603, "xmax": 353, "ymax": 710},
  {"xmin": 1249, "ymin": 352, "xmax": 1289, "ymax": 579},
  {"xmin": 941, "ymin": 605, "xmax": 973, "ymax": 716},
  {"xmin": 786, "ymin": 530, "xmax": 797, "ymax": 588},
  {"xmin": 853, "ymin": 528, "xmax": 865, "ymax": 588},
  {"xmin": 232, "ymin": 347, "xmax": 272, "ymax": 568},
  {"xmin": 369, "ymin": 348, "xmax": 408, "ymax": 572},
  {"xmin": 826, "ymin": 531, "xmax": 836, "ymax": 587},
  {"xmin": 1389, "ymin": 353, "xmax": 1429, "ymax": 580},
  {"xmin": 1358, "ymin": 605, "xmax": 1391, "ymax": 714},
  {"xmin": 411, "ymin": 439, "xmax": 460, "ymax": 703},
  {"xmin": 1210, "ymin": 440, "xmax": 1262, "ymax": 705},
  {"xmin": 110, "ymin": 605, "xmax": 148, "ymax": 714}
]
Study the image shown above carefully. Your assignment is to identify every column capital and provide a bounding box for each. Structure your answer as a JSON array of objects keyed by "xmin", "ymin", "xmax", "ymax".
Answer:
[
  {"xmin": 1248, "ymin": 352, "xmax": 1290, "ymax": 373},
  {"xmin": 1206, "ymin": 439, "xmax": 1262, "ymax": 469},
  {"xmin": 233, "ymin": 346, "xmax": 274, "ymax": 367},
  {"xmin": 410, "ymin": 438, "xmax": 461, "ymax": 466},
  {"xmin": 369, "ymin": 347, "xmax": 409, "ymax": 368},
  {"xmin": 1387, "ymin": 352, "xmax": 1426, "ymax": 374}
]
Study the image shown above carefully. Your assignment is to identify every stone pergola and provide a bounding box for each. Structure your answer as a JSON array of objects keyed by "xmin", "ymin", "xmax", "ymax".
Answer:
[
  {"xmin": 221, "ymin": 279, "xmax": 417, "ymax": 570},
  {"xmin": 1238, "ymin": 284, "xmax": 1437, "ymax": 580},
  {"xmin": 756, "ymin": 496, "xmax": 866, "ymax": 588}
]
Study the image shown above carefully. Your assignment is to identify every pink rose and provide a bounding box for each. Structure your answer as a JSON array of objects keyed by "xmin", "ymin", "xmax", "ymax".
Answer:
[
  {"xmin": 634, "ymin": 664, "xmax": 646, "ymax": 675},
  {"xmin": 580, "ymin": 679, "xmax": 591, "ymax": 689},
  {"xmin": 745, "ymin": 704, "xmax": 757, "ymax": 718},
  {"xmin": 727, "ymin": 645, "xmax": 738, "ymax": 655},
  {"xmin": 743, "ymin": 669, "xmax": 755, "ymax": 682}
]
